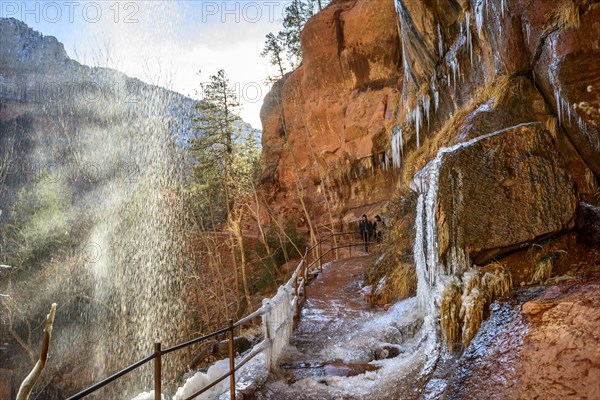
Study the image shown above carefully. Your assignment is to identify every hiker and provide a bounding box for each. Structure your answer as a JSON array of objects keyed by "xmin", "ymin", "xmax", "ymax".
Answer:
[
  {"xmin": 358, "ymin": 214, "xmax": 373, "ymax": 253},
  {"xmin": 374, "ymin": 215, "xmax": 386, "ymax": 243}
]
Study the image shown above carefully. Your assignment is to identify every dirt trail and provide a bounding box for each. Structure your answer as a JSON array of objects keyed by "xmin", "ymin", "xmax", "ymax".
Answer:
[
  {"xmin": 249, "ymin": 255, "xmax": 388, "ymax": 399},
  {"xmin": 293, "ymin": 255, "xmax": 381, "ymax": 352}
]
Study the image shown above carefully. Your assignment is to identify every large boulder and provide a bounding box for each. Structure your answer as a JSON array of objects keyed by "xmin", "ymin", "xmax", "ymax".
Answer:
[{"xmin": 435, "ymin": 123, "xmax": 578, "ymax": 265}]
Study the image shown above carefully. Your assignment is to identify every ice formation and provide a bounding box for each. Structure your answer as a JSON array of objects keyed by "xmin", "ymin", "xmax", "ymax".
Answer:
[
  {"xmin": 475, "ymin": 0, "xmax": 486, "ymax": 36},
  {"xmin": 391, "ymin": 125, "xmax": 403, "ymax": 169},
  {"xmin": 131, "ymin": 391, "xmax": 165, "ymax": 400},
  {"xmin": 172, "ymin": 359, "xmax": 231, "ymax": 400},
  {"xmin": 411, "ymin": 123, "xmax": 541, "ymax": 345},
  {"xmin": 437, "ymin": 23, "xmax": 444, "ymax": 57}
]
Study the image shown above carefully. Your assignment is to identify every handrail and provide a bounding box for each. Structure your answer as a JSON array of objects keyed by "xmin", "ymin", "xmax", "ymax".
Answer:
[
  {"xmin": 161, "ymin": 326, "xmax": 230, "ymax": 356},
  {"xmin": 66, "ymin": 230, "xmax": 363, "ymax": 400},
  {"xmin": 233, "ymin": 304, "xmax": 268, "ymax": 328},
  {"xmin": 66, "ymin": 353, "xmax": 157, "ymax": 400}
]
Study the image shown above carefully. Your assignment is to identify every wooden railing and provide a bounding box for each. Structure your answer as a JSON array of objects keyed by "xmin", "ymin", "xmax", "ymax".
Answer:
[{"xmin": 66, "ymin": 232, "xmax": 362, "ymax": 400}]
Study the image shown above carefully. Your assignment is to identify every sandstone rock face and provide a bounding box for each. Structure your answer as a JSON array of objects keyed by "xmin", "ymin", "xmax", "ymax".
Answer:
[
  {"xmin": 259, "ymin": 0, "xmax": 402, "ymax": 223},
  {"xmin": 436, "ymin": 124, "xmax": 578, "ymax": 265},
  {"xmin": 515, "ymin": 278, "xmax": 600, "ymax": 400},
  {"xmin": 260, "ymin": 0, "xmax": 598, "ymax": 229},
  {"xmin": 524, "ymin": 1, "xmax": 600, "ymax": 177}
]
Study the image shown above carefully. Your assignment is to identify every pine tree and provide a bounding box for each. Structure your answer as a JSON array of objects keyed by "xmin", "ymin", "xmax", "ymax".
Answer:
[
  {"xmin": 260, "ymin": 32, "xmax": 288, "ymax": 79},
  {"xmin": 281, "ymin": 0, "xmax": 314, "ymax": 67},
  {"xmin": 190, "ymin": 69, "xmax": 242, "ymax": 223},
  {"xmin": 262, "ymin": 0, "xmax": 330, "ymax": 71}
]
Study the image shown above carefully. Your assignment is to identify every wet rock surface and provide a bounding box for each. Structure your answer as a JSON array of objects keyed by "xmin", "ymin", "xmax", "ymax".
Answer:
[
  {"xmin": 525, "ymin": 1, "xmax": 600, "ymax": 177},
  {"xmin": 446, "ymin": 274, "xmax": 600, "ymax": 400},
  {"xmin": 249, "ymin": 256, "xmax": 427, "ymax": 400},
  {"xmin": 436, "ymin": 123, "xmax": 578, "ymax": 265}
]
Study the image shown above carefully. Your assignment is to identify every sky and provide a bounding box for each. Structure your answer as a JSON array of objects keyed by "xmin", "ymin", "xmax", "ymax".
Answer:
[{"xmin": 2, "ymin": 0, "xmax": 293, "ymax": 129}]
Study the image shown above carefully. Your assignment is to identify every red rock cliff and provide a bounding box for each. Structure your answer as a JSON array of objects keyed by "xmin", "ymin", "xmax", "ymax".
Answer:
[
  {"xmin": 259, "ymin": 0, "xmax": 599, "ymax": 231},
  {"xmin": 259, "ymin": 1, "xmax": 599, "ymax": 396},
  {"xmin": 259, "ymin": 0, "xmax": 403, "ymax": 229}
]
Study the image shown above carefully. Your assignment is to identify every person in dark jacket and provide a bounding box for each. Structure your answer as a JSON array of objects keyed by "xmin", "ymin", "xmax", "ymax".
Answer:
[
  {"xmin": 358, "ymin": 214, "xmax": 373, "ymax": 252},
  {"xmin": 373, "ymin": 215, "xmax": 386, "ymax": 243}
]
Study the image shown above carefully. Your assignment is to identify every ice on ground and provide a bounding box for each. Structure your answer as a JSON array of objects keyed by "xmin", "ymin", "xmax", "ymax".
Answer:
[
  {"xmin": 308, "ymin": 298, "xmax": 437, "ymax": 399},
  {"xmin": 173, "ymin": 359, "xmax": 231, "ymax": 400},
  {"xmin": 256, "ymin": 297, "xmax": 438, "ymax": 399},
  {"xmin": 131, "ymin": 391, "xmax": 164, "ymax": 400}
]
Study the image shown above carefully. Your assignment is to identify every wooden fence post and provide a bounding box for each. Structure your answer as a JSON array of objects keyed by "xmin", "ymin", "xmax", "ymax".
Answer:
[
  {"xmin": 261, "ymin": 299, "xmax": 272, "ymax": 371},
  {"xmin": 154, "ymin": 343, "xmax": 161, "ymax": 400},
  {"xmin": 228, "ymin": 319, "xmax": 236, "ymax": 400}
]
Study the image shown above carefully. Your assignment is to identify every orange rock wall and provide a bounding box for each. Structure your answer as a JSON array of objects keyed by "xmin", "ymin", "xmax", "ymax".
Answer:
[{"xmin": 259, "ymin": 0, "xmax": 599, "ymax": 229}]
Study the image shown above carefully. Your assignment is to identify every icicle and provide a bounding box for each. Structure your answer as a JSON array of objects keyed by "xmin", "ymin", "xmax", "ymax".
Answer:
[
  {"xmin": 449, "ymin": 55, "xmax": 460, "ymax": 91},
  {"xmin": 525, "ymin": 23, "xmax": 531, "ymax": 44},
  {"xmin": 423, "ymin": 94, "xmax": 431, "ymax": 130},
  {"xmin": 431, "ymin": 77, "xmax": 440, "ymax": 113},
  {"xmin": 554, "ymin": 88, "xmax": 562, "ymax": 126},
  {"xmin": 577, "ymin": 115, "xmax": 585, "ymax": 132},
  {"xmin": 465, "ymin": 11, "xmax": 473, "ymax": 65},
  {"xmin": 391, "ymin": 125, "xmax": 403, "ymax": 169},
  {"xmin": 567, "ymin": 103, "xmax": 572, "ymax": 125},
  {"xmin": 414, "ymin": 103, "xmax": 422, "ymax": 148},
  {"xmin": 475, "ymin": 0, "xmax": 486, "ymax": 37},
  {"xmin": 437, "ymin": 23, "xmax": 444, "ymax": 57},
  {"xmin": 501, "ymin": 0, "xmax": 505, "ymax": 18}
]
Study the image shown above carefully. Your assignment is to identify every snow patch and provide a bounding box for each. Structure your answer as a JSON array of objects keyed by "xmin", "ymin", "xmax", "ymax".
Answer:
[
  {"xmin": 131, "ymin": 391, "xmax": 164, "ymax": 400},
  {"xmin": 172, "ymin": 359, "xmax": 231, "ymax": 400}
]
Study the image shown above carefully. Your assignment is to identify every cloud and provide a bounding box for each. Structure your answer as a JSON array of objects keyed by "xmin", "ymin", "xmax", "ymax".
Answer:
[{"xmin": 67, "ymin": 1, "xmax": 288, "ymax": 129}]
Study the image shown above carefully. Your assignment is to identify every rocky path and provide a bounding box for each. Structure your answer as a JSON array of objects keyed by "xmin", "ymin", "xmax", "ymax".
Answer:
[
  {"xmin": 247, "ymin": 255, "xmax": 400, "ymax": 400},
  {"xmin": 292, "ymin": 255, "xmax": 380, "ymax": 353}
]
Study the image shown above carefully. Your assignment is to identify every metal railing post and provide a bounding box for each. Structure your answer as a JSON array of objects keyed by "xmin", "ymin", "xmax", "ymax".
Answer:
[
  {"xmin": 228, "ymin": 319, "xmax": 236, "ymax": 400},
  {"xmin": 331, "ymin": 234, "xmax": 334, "ymax": 261},
  {"xmin": 318, "ymin": 240, "xmax": 322, "ymax": 270},
  {"xmin": 154, "ymin": 343, "xmax": 161, "ymax": 400},
  {"xmin": 350, "ymin": 234, "xmax": 353, "ymax": 257}
]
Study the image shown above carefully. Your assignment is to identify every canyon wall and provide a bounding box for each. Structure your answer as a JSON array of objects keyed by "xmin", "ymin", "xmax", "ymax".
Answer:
[
  {"xmin": 260, "ymin": 0, "xmax": 598, "ymax": 231},
  {"xmin": 259, "ymin": 0, "xmax": 599, "ymax": 397}
]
